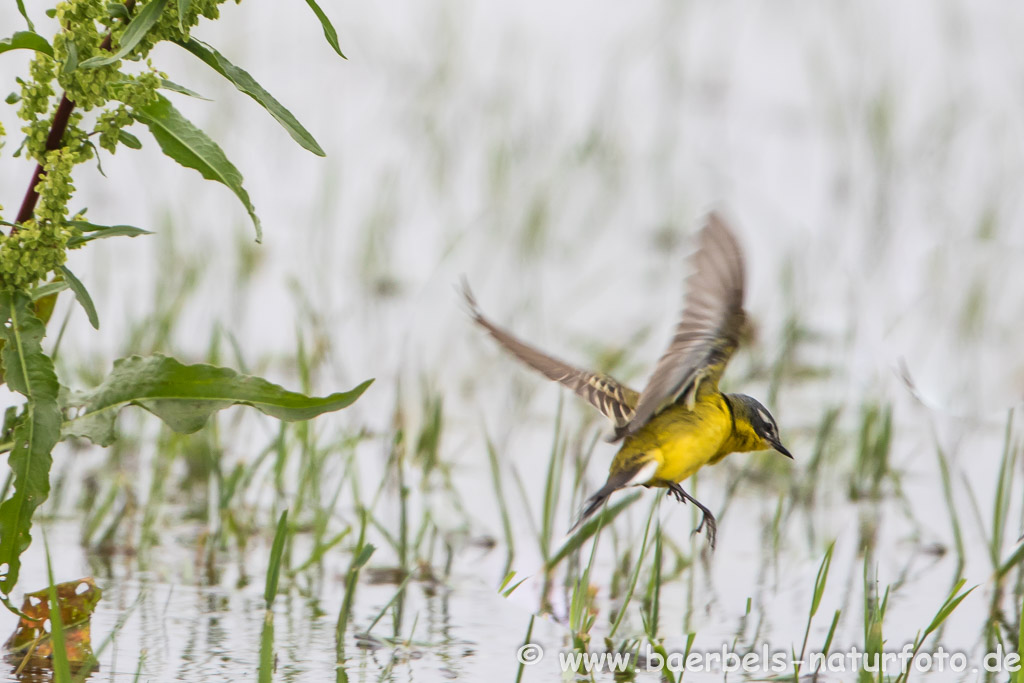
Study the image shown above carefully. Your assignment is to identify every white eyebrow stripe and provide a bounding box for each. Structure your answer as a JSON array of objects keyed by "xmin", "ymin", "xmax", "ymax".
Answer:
[{"xmin": 757, "ymin": 408, "xmax": 773, "ymax": 427}]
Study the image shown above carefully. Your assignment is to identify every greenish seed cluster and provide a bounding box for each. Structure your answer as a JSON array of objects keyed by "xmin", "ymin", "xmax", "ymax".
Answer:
[{"xmin": 1, "ymin": 0, "xmax": 236, "ymax": 290}]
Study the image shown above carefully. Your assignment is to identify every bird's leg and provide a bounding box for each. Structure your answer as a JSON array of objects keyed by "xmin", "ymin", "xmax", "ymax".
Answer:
[{"xmin": 665, "ymin": 482, "xmax": 717, "ymax": 550}]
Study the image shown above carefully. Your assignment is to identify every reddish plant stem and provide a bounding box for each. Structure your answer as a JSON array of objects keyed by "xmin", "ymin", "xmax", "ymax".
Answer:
[
  {"xmin": 10, "ymin": 7, "xmax": 128, "ymax": 233},
  {"xmin": 13, "ymin": 94, "xmax": 76, "ymax": 229}
]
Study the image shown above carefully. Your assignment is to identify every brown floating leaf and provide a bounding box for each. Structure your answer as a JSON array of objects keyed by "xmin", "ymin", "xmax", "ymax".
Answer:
[{"xmin": 4, "ymin": 577, "xmax": 102, "ymax": 665}]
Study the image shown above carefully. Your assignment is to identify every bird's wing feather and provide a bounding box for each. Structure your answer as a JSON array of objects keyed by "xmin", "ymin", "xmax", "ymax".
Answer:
[
  {"xmin": 462, "ymin": 282, "xmax": 638, "ymax": 427},
  {"xmin": 614, "ymin": 212, "xmax": 746, "ymax": 440}
]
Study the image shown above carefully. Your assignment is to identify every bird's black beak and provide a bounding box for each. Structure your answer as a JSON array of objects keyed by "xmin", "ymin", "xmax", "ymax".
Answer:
[{"xmin": 773, "ymin": 441, "xmax": 793, "ymax": 459}]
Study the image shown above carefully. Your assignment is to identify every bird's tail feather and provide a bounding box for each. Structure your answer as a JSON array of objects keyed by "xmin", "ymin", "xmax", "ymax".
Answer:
[
  {"xmin": 568, "ymin": 482, "xmax": 620, "ymax": 534},
  {"xmin": 568, "ymin": 495, "xmax": 608, "ymax": 534}
]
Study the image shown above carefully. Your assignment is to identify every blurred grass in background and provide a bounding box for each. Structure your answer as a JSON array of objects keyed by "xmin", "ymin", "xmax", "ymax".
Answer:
[{"xmin": 1, "ymin": 0, "xmax": 1023, "ymax": 679}]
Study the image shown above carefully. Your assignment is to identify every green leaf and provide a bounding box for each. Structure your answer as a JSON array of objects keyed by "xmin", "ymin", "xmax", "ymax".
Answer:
[
  {"xmin": 545, "ymin": 491, "xmax": 641, "ymax": 571},
  {"xmin": 14, "ymin": 3, "xmax": 35, "ymax": 32},
  {"xmin": 62, "ymin": 41, "xmax": 78, "ymax": 74},
  {"xmin": 106, "ymin": 2, "xmax": 130, "ymax": 21},
  {"xmin": 1017, "ymin": 587, "xmax": 1024, "ymax": 683},
  {"xmin": 62, "ymin": 354, "xmax": 372, "ymax": 446},
  {"xmin": 44, "ymin": 542, "xmax": 72, "ymax": 683},
  {"xmin": 264, "ymin": 510, "xmax": 289, "ymax": 608},
  {"xmin": 300, "ymin": 0, "xmax": 346, "ymax": 59},
  {"xmin": 133, "ymin": 94, "xmax": 262, "ymax": 241},
  {"xmin": 57, "ymin": 266, "xmax": 99, "ymax": 330},
  {"xmin": 29, "ymin": 281, "xmax": 68, "ymax": 301},
  {"xmin": 0, "ymin": 292, "xmax": 61, "ymax": 594},
  {"xmin": 175, "ymin": 39, "xmax": 325, "ymax": 156},
  {"xmin": 117, "ymin": 130, "xmax": 142, "ymax": 149},
  {"xmin": 79, "ymin": 0, "xmax": 169, "ymax": 68},
  {"xmin": 159, "ymin": 78, "xmax": 209, "ymax": 100},
  {"xmin": 177, "ymin": 0, "xmax": 191, "ymax": 32},
  {"xmin": 66, "ymin": 220, "xmax": 152, "ymax": 248},
  {"xmin": 810, "ymin": 540, "xmax": 836, "ymax": 617},
  {"xmin": 0, "ymin": 32, "xmax": 52, "ymax": 58}
]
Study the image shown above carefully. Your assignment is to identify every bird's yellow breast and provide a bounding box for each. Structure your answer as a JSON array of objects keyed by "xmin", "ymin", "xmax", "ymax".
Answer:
[{"xmin": 610, "ymin": 392, "xmax": 733, "ymax": 484}]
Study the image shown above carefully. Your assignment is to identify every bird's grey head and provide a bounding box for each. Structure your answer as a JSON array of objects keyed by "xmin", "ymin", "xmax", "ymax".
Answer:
[{"xmin": 732, "ymin": 394, "xmax": 792, "ymax": 458}]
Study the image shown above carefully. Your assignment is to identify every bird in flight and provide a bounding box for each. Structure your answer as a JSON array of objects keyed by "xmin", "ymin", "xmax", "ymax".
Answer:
[{"xmin": 464, "ymin": 212, "xmax": 791, "ymax": 549}]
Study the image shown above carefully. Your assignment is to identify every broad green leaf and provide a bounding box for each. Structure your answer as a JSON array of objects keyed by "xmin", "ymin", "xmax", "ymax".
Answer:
[
  {"xmin": 0, "ymin": 292, "xmax": 61, "ymax": 594},
  {"xmin": 58, "ymin": 266, "xmax": 99, "ymax": 329},
  {"xmin": 300, "ymin": 0, "xmax": 346, "ymax": 59},
  {"xmin": 0, "ymin": 31, "xmax": 52, "ymax": 57},
  {"xmin": 175, "ymin": 39, "xmax": 325, "ymax": 156},
  {"xmin": 66, "ymin": 220, "xmax": 152, "ymax": 248},
  {"xmin": 62, "ymin": 354, "xmax": 372, "ymax": 446},
  {"xmin": 79, "ymin": 0, "xmax": 169, "ymax": 68},
  {"xmin": 133, "ymin": 94, "xmax": 262, "ymax": 241}
]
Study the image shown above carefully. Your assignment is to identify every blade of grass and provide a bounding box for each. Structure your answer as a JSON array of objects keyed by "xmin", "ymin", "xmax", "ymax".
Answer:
[
  {"xmin": 811, "ymin": 609, "xmax": 842, "ymax": 678},
  {"xmin": 546, "ymin": 491, "xmax": 641, "ymax": 571},
  {"xmin": 608, "ymin": 496, "xmax": 659, "ymax": 638},
  {"xmin": 361, "ymin": 572, "xmax": 414, "ymax": 636},
  {"xmin": 795, "ymin": 540, "xmax": 835, "ymax": 682},
  {"xmin": 990, "ymin": 411, "xmax": 1017, "ymax": 569},
  {"xmin": 933, "ymin": 433, "xmax": 965, "ymax": 570},
  {"xmin": 1016, "ymin": 589, "xmax": 1024, "ymax": 683},
  {"xmin": 515, "ymin": 614, "xmax": 535, "ymax": 683},
  {"xmin": 264, "ymin": 509, "xmax": 289, "ymax": 608},
  {"xmin": 569, "ymin": 507, "xmax": 606, "ymax": 650},
  {"xmin": 44, "ymin": 536, "xmax": 71, "ymax": 683},
  {"xmin": 258, "ymin": 610, "xmax": 274, "ymax": 683},
  {"xmin": 894, "ymin": 579, "xmax": 975, "ymax": 683},
  {"xmin": 484, "ymin": 427, "xmax": 515, "ymax": 579},
  {"xmin": 336, "ymin": 510, "xmax": 375, "ymax": 654},
  {"xmin": 539, "ymin": 398, "xmax": 565, "ymax": 564}
]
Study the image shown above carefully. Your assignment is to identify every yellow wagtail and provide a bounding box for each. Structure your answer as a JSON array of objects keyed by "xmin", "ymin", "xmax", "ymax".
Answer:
[{"xmin": 464, "ymin": 213, "xmax": 791, "ymax": 548}]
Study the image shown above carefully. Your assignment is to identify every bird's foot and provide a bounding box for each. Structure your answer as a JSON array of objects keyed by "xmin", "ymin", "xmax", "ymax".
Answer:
[
  {"xmin": 694, "ymin": 510, "xmax": 717, "ymax": 550},
  {"xmin": 666, "ymin": 484, "xmax": 687, "ymax": 504},
  {"xmin": 665, "ymin": 482, "xmax": 717, "ymax": 550}
]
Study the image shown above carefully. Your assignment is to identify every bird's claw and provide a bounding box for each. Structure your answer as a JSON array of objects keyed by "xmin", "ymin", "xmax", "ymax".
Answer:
[
  {"xmin": 665, "ymin": 482, "xmax": 717, "ymax": 550},
  {"xmin": 692, "ymin": 512, "xmax": 717, "ymax": 550}
]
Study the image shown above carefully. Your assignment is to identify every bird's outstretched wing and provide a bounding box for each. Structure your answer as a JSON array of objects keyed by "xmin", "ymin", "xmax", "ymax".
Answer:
[
  {"xmin": 462, "ymin": 282, "xmax": 638, "ymax": 427},
  {"xmin": 614, "ymin": 212, "xmax": 746, "ymax": 441}
]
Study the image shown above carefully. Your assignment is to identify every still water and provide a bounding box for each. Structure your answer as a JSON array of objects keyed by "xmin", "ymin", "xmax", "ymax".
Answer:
[{"xmin": 1, "ymin": 0, "xmax": 1023, "ymax": 680}]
